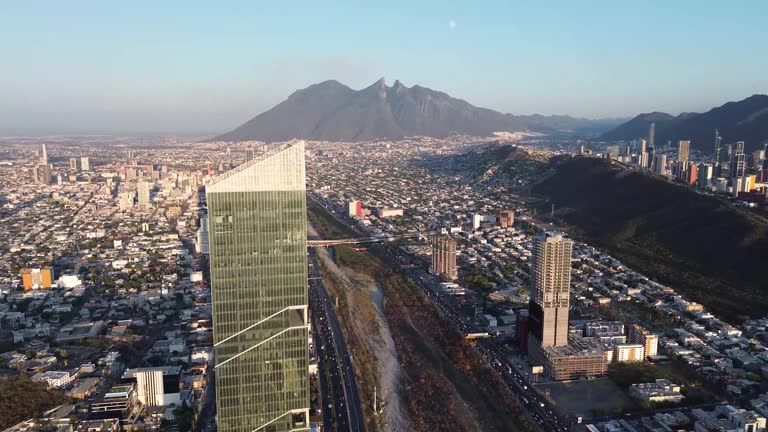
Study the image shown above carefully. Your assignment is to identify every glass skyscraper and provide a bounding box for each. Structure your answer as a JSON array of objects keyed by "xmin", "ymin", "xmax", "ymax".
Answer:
[{"xmin": 207, "ymin": 141, "xmax": 309, "ymax": 432}]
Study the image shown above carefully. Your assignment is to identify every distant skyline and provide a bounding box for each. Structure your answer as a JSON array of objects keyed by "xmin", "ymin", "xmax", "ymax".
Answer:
[{"xmin": 1, "ymin": 1, "xmax": 766, "ymax": 135}]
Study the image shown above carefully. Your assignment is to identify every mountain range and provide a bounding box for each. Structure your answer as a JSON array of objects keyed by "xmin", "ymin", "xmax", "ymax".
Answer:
[
  {"xmin": 209, "ymin": 78, "xmax": 623, "ymax": 142},
  {"xmin": 600, "ymin": 94, "xmax": 768, "ymax": 153}
]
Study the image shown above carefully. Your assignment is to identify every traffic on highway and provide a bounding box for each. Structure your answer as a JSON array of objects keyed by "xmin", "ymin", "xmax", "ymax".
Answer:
[
  {"xmin": 309, "ymin": 191, "xmax": 572, "ymax": 432},
  {"xmin": 309, "ymin": 248, "xmax": 366, "ymax": 432}
]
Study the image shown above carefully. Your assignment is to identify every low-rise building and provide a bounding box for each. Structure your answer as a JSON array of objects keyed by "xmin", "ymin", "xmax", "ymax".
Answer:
[
  {"xmin": 691, "ymin": 404, "xmax": 766, "ymax": 432},
  {"xmin": 377, "ymin": 207, "xmax": 403, "ymax": 218},
  {"xmin": 32, "ymin": 370, "xmax": 75, "ymax": 389},
  {"xmin": 122, "ymin": 366, "xmax": 182, "ymax": 407},
  {"xmin": 630, "ymin": 379, "xmax": 684, "ymax": 404}
]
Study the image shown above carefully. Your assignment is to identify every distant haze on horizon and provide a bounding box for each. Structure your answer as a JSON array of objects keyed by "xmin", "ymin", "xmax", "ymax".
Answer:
[{"xmin": 1, "ymin": 1, "xmax": 766, "ymax": 135}]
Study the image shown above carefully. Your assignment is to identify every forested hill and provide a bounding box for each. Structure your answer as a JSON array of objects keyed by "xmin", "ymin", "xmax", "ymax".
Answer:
[{"xmin": 533, "ymin": 156, "xmax": 768, "ymax": 322}]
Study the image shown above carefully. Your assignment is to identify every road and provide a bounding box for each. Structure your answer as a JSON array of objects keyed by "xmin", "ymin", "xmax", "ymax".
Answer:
[
  {"xmin": 308, "ymin": 192, "xmax": 571, "ymax": 432},
  {"xmin": 309, "ymin": 249, "xmax": 366, "ymax": 432}
]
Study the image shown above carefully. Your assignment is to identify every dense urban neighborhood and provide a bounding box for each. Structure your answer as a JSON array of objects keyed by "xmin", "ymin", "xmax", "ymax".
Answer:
[{"xmin": 0, "ymin": 133, "xmax": 767, "ymax": 432}]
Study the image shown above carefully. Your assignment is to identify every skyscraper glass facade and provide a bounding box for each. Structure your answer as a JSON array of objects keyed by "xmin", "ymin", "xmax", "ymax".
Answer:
[{"xmin": 207, "ymin": 142, "xmax": 309, "ymax": 432}]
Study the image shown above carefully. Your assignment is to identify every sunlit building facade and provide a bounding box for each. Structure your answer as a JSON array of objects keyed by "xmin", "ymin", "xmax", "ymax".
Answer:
[
  {"xmin": 207, "ymin": 141, "xmax": 310, "ymax": 432},
  {"xmin": 431, "ymin": 234, "xmax": 458, "ymax": 279},
  {"xmin": 528, "ymin": 232, "xmax": 572, "ymax": 349}
]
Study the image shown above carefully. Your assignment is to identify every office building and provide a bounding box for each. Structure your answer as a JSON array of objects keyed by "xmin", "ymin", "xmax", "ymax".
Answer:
[
  {"xmin": 118, "ymin": 192, "xmax": 135, "ymax": 211},
  {"xmin": 691, "ymin": 405, "xmax": 766, "ymax": 432},
  {"xmin": 698, "ymin": 163, "xmax": 713, "ymax": 188},
  {"xmin": 348, "ymin": 200, "xmax": 362, "ymax": 217},
  {"xmin": 207, "ymin": 142, "xmax": 310, "ymax": 432},
  {"xmin": 70, "ymin": 157, "xmax": 79, "ymax": 170},
  {"xmin": 732, "ymin": 141, "xmax": 747, "ymax": 179},
  {"xmin": 525, "ymin": 233, "xmax": 607, "ymax": 380},
  {"xmin": 377, "ymin": 207, "xmax": 403, "ymax": 218},
  {"xmin": 629, "ymin": 324, "xmax": 658, "ymax": 358},
  {"xmin": 639, "ymin": 152, "xmax": 649, "ymax": 170},
  {"xmin": 137, "ymin": 181, "xmax": 151, "ymax": 207},
  {"xmin": 21, "ymin": 267, "xmax": 55, "ymax": 290},
  {"xmin": 630, "ymin": 380, "xmax": 684, "ymax": 404},
  {"xmin": 654, "ymin": 154, "xmax": 667, "ymax": 175},
  {"xmin": 533, "ymin": 334, "xmax": 607, "ymax": 380},
  {"xmin": 528, "ymin": 233, "xmax": 572, "ymax": 349},
  {"xmin": 714, "ymin": 129, "xmax": 723, "ymax": 167},
  {"xmin": 499, "ymin": 209, "xmax": 515, "ymax": 228},
  {"xmin": 585, "ymin": 321, "xmax": 624, "ymax": 337},
  {"xmin": 88, "ymin": 384, "xmax": 141, "ymax": 430},
  {"xmin": 753, "ymin": 150, "xmax": 765, "ymax": 170},
  {"xmin": 122, "ymin": 366, "xmax": 181, "ymax": 407},
  {"xmin": 472, "ymin": 213, "xmax": 497, "ymax": 229},
  {"xmin": 431, "ymin": 234, "xmax": 458, "ymax": 280},
  {"xmin": 41, "ymin": 143, "xmax": 48, "ymax": 164},
  {"xmin": 91, "ymin": 384, "xmax": 137, "ymax": 414},
  {"xmin": 31, "ymin": 370, "xmax": 75, "ymax": 388},
  {"xmin": 677, "ymin": 140, "xmax": 690, "ymax": 161},
  {"xmin": 544, "ymin": 348, "xmax": 608, "ymax": 381},
  {"xmin": 196, "ymin": 215, "xmax": 209, "ymax": 254},
  {"xmin": 738, "ymin": 175, "xmax": 757, "ymax": 193},
  {"xmin": 763, "ymin": 143, "xmax": 768, "ymax": 170},
  {"xmin": 614, "ymin": 344, "xmax": 645, "ymax": 362},
  {"xmin": 647, "ymin": 123, "xmax": 656, "ymax": 167},
  {"xmin": 686, "ymin": 162, "xmax": 698, "ymax": 185},
  {"xmin": 80, "ymin": 156, "xmax": 90, "ymax": 171},
  {"xmin": 245, "ymin": 146, "xmax": 255, "ymax": 162},
  {"xmin": 37, "ymin": 163, "xmax": 52, "ymax": 185}
]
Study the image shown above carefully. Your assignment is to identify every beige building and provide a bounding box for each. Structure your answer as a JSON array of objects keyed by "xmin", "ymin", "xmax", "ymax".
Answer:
[
  {"xmin": 529, "ymin": 335, "xmax": 608, "ymax": 381},
  {"xmin": 499, "ymin": 209, "xmax": 515, "ymax": 228},
  {"xmin": 528, "ymin": 232, "xmax": 572, "ymax": 349},
  {"xmin": 614, "ymin": 344, "xmax": 645, "ymax": 362},
  {"xmin": 431, "ymin": 235, "xmax": 457, "ymax": 280},
  {"xmin": 629, "ymin": 324, "xmax": 659, "ymax": 358},
  {"xmin": 678, "ymin": 140, "xmax": 690, "ymax": 161}
]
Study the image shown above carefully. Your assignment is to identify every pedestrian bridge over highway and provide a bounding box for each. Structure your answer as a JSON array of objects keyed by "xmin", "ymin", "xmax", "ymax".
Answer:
[{"xmin": 307, "ymin": 233, "xmax": 423, "ymax": 248}]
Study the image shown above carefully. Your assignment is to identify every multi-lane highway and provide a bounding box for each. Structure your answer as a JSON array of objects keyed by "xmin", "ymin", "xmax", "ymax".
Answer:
[
  {"xmin": 308, "ymin": 192, "xmax": 571, "ymax": 432},
  {"xmin": 309, "ymin": 249, "xmax": 366, "ymax": 432}
]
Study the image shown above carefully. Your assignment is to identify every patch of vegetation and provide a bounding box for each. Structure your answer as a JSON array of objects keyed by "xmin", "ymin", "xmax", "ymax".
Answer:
[
  {"xmin": 607, "ymin": 361, "xmax": 718, "ymax": 408},
  {"xmin": 459, "ymin": 265, "xmax": 503, "ymax": 297},
  {"xmin": 336, "ymin": 246, "xmax": 533, "ymax": 432},
  {"xmin": 307, "ymin": 197, "xmax": 355, "ymax": 239},
  {"xmin": 0, "ymin": 376, "xmax": 70, "ymax": 429}
]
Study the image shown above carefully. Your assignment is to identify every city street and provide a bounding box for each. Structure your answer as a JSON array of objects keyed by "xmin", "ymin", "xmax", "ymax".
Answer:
[{"xmin": 309, "ymin": 249, "xmax": 366, "ymax": 432}]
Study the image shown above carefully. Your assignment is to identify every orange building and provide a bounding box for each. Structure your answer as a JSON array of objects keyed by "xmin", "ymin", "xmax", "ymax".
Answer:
[
  {"xmin": 20, "ymin": 267, "xmax": 54, "ymax": 290},
  {"xmin": 687, "ymin": 163, "xmax": 698, "ymax": 185},
  {"xmin": 21, "ymin": 269, "xmax": 34, "ymax": 290}
]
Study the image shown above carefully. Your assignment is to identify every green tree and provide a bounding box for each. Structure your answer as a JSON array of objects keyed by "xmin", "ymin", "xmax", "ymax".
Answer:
[
  {"xmin": 173, "ymin": 401, "xmax": 195, "ymax": 432},
  {"xmin": 0, "ymin": 376, "xmax": 69, "ymax": 430}
]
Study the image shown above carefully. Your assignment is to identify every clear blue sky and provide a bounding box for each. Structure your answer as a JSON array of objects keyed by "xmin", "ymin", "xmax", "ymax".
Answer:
[{"xmin": 1, "ymin": 1, "xmax": 766, "ymax": 135}]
